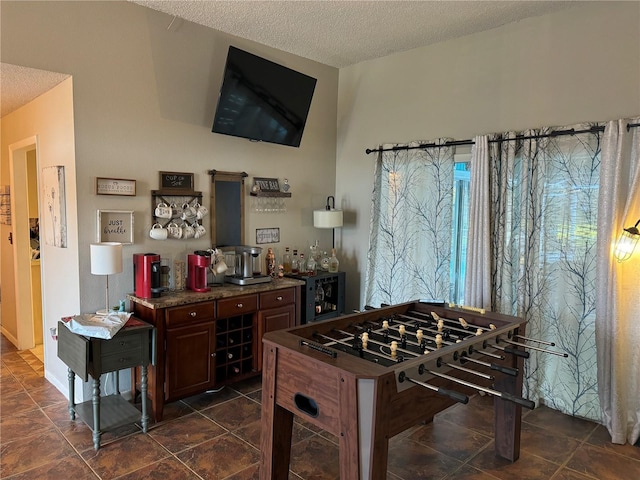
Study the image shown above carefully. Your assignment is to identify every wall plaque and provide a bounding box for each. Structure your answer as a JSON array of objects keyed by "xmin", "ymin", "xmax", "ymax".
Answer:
[{"xmin": 159, "ymin": 171, "xmax": 194, "ymax": 192}]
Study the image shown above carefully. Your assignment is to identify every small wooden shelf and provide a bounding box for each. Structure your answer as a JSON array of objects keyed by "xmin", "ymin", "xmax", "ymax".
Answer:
[
  {"xmin": 74, "ymin": 395, "xmax": 142, "ymax": 431},
  {"xmin": 250, "ymin": 191, "xmax": 291, "ymax": 198}
]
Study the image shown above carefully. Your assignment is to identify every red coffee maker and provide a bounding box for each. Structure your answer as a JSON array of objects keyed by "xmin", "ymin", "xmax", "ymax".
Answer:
[
  {"xmin": 187, "ymin": 253, "xmax": 211, "ymax": 292},
  {"xmin": 133, "ymin": 253, "xmax": 162, "ymax": 299}
]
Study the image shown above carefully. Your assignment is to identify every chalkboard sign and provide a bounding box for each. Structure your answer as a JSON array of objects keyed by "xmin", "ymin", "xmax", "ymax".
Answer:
[{"xmin": 159, "ymin": 171, "xmax": 194, "ymax": 192}]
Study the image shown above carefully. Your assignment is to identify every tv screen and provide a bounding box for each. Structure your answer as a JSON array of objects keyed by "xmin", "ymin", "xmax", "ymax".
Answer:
[{"xmin": 212, "ymin": 46, "xmax": 317, "ymax": 148}]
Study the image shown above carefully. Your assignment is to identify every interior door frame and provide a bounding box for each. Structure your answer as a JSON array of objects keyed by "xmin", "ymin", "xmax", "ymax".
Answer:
[{"xmin": 9, "ymin": 135, "xmax": 40, "ymax": 350}]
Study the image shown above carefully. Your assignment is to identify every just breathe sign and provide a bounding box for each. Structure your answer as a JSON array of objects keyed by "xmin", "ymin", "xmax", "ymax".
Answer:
[{"xmin": 98, "ymin": 210, "xmax": 134, "ymax": 244}]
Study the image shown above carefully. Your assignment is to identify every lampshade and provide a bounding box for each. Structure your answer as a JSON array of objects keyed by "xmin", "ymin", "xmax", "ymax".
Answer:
[
  {"xmin": 90, "ymin": 242, "xmax": 123, "ymax": 275},
  {"xmin": 313, "ymin": 195, "xmax": 344, "ymax": 229},
  {"xmin": 613, "ymin": 220, "xmax": 640, "ymax": 262},
  {"xmin": 313, "ymin": 209, "xmax": 343, "ymax": 229}
]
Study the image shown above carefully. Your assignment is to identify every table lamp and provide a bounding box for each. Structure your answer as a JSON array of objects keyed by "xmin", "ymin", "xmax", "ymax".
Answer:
[
  {"xmin": 90, "ymin": 242, "xmax": 123, "ymax": 315},
  {"xmin": 313, "ymin": 196, "xmax": 343, "ymax": 248}
]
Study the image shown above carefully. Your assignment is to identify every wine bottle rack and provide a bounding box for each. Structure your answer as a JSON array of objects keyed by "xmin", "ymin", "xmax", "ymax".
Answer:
[
  {"xmin": 289, "ymin": 271, "xmax": 345, "ymax": 324},
  {"xmin": 215, "ymin": 314, "xmax": 256, "ymax": 383}
]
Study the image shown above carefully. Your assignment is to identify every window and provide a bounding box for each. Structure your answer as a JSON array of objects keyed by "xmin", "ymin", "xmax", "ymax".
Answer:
[{"xmin": 449, "ymin": 159, "xmax": 471, "ymax": 305}]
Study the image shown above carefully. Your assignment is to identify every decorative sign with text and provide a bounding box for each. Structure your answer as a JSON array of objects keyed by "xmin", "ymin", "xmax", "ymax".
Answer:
[
  {"xmin": 159, "ymin": 171, "xmax": 194, "ymax": 192},
  {"xmin": 253, "ymin": 177, "xmax": 281, "ymax": 192},
  {"xmin": 97, "ymin": 210, "xmax": 134, "ymax": 244},
  {"xmin": 256, "ymin": 227, "xmax": 280, "ymax": 244},
  {"xmin": 96, "ymin": 177, "xmax": 136, "ymax": 196}
]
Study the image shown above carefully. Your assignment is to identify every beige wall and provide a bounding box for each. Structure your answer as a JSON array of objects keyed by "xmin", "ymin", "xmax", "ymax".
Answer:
[
  {"xmin": 1, "ymin": 1, "xmax": 338, "ymax": 394},
  {"xmin": 336, "ymin": 2, "xmax": 640, "ymax": 309},
  {"xmin": 1, "ymin": 79, "xmax": 78, "ymax": 392}
]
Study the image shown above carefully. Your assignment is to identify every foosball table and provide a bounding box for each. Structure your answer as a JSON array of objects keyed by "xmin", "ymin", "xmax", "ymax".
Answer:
[{"xmin": 260, "ymin": 301, "xmax": 547, "ymax": 480}]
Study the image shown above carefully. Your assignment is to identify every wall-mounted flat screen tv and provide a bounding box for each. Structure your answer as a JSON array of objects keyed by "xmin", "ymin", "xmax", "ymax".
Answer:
[{"xmin": 212, "ymin": 46, "xmax": 317, "ymax": 148}]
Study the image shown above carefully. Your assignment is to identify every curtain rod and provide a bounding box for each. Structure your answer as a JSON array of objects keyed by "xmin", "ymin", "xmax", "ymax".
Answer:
[{"xmin": 365, "ymin": 122, "xmax": 640, "ymax": 155}]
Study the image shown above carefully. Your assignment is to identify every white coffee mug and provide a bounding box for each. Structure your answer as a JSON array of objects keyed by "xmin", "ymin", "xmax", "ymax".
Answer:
[
  {"xmin": 167, "ymin": 221, "xmax": 183, "ymax": 239},
  {"xmin": 182, "ymin": 222, "xmax": 195, "ymax": 239},
  {"xmin": 155, "ymin": 202, "xmax": 172, "ymax": 219},
  {"xmin": 193, "ymin": 202, "xmax": 209, "ymax": 220},
  {"xmin": 181, "ymin": 203, "xmax": 197, "ymax": 221},
  {"xmin": 194, "ymin": 224, "xmax": 207, "ymax": 239},
  {"xmin": 149, "ymin": 223, "xmax": 168, "ymax": 240},
  {"xmin": 214, "ymin": 259, "xmax": 228, "ymax": 274},
  {"xmin": 170, "ymin": 202, "xmax": 181, "ymax": 218},
  {"xmin": 196, "ymin": 203, "xmax": 209, "ymax": 220}
]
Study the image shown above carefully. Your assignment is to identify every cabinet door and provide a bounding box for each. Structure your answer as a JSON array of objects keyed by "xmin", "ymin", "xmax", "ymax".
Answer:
[
  {"xmin": 257, "ymin": 304, "xmax": 295, "ymax": 371},
  {"xmin": 165, "ymin": 322, "xmax": 216, "ymax": 400}
]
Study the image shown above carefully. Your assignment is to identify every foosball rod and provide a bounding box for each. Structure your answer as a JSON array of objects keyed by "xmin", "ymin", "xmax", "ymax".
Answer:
[
  {"xmin": 314, "ymin": 332, "xmax": 398, "ymax": 362},
  {"xmin": 378, "ymin": 327, "xmax": 513, "ymax": 377},
  {"xmin": 388, "ymin": 316, "xmax": 505, "ymax": 360},
  {"xmin": 458, "ymin": 353, "xmax": 518, "ymax": 377},
  {"xmin": 357, "ymin": 322, "xmax": 518, "ymax": 378},
  {"xmin": 498, "ymin": 337, "xmax": 569, "ymax": 357},
  {"xmin": 334, "ymin": 328, "xmax": 418, "ymax": 358},
  {"xmin": 361, "ymin": 332, "xmax": 497, "ymax": 381},
  {"xmin": 399, "ymin": 373, "xmax": 469, "ymax": 404},
  {"xmin": 514, "ymin": 335, "xmax": 556, "ymax": 346},
  {"xmin": 483, "ymin": 339, "xmax": 530, "ymax": 358},
  {"xmin": 426, "ymin": 312, "xmax": 564, "ymax": 357},
  {"xmin": 421, "ymin": 368, "xmax": 536, "ymax": 410},
  {"xmin": 398, "ymin": 311, "xmax": 494, "ymax": 341}
]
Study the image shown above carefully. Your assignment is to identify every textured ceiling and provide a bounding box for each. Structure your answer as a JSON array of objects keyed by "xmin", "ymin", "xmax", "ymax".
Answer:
[
  {"xmin": 2, "ymin": 0, "xmax": 576, "ymax": 118},
  {"xmin": 131, "ymin": 0, "xmax": 576, "ymax": 68},
  {"xmin": 0, "ymin": 64, "xmax": 69, "ymax": 118}
]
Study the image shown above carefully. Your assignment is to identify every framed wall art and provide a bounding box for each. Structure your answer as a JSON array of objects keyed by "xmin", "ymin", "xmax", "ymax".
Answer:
[
  {"xmin": 159, "ymin": 171, "xmax": 194, "ymax": 192},
  {"xmin": 256, "ymin": 227, "xmax": 280, "ymax": 244},
  {"xmin": 97, "ymin": 210, "xmax": 134, "ymax": 244},
  {"xmin": 96, "ymin": 177, "xmax": 136, "ymax": 196},
  {"xmin": 42, "ymin": 165, "xmax": 67, "ymax": 248}
]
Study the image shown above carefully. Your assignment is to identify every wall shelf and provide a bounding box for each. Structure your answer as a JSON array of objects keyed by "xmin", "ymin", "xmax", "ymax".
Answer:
[{"xmin": 250, "ymin": 191, "xmax": 291, "ymax": 198}]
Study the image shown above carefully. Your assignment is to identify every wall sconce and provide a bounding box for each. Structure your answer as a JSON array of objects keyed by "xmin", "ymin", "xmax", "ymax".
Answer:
[
  {"xmin": 90, "ymin": 242, "xmax": 123, "ymax": 314},
  {"xmin": 614, "ymin": 219, "xmax": 640, "ymax": 262},
  {"xmin": 313, "ymin": 196, "xmax": 343, "ymax": 249}
]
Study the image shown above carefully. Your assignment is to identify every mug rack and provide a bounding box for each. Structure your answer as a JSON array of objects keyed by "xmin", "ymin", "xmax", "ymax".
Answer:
[{"xmin": 151, "ymin": 190, "xmax": 204, "ymax": 238}]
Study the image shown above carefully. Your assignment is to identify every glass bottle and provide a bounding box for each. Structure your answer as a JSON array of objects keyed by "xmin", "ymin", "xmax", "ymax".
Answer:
[
  {"xmin": 291, "ymin": 249, "xmax": 300, "ymax": 274},
  {"xmin": 328, "ymin": 248, "xmax": 339, "ymax": 273},
  {"xmin": 320, "ymin": 251, "xmax": 330, "ymax": 271},
  {"xmin": 306, "ymin": 254, "xmax": 317, "ymax": 276},
  {"xmin": 283, "ymin": 247, "xmax": 292, "ymax": 274},
  {"xmin": 309, "ymin": 240, "xmax": 319, "ymax": 264},
  {"xmin": 299, "ymin": 253, "xmax": 305, "ymax": 275}
]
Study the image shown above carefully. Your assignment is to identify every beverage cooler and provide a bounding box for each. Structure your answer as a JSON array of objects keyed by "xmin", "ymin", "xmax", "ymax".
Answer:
[{"xmin": 291, "ymin": 271, "xmax": 345, "ymax": 324}]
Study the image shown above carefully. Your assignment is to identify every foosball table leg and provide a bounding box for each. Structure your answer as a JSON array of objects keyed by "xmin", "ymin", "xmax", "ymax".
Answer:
[
  {"xmin": 493, "ymin": 359, "xmax": 523, "ymax": 461},
  {"xmin": 261, "ymin": 347, "xmax": 294, "ymax": 480}
]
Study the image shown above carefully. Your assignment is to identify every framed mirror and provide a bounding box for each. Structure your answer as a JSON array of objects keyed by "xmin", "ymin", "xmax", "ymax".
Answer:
[{"xmin": 209, "ymin": 170, "xmax": 247, "ymax": 247}]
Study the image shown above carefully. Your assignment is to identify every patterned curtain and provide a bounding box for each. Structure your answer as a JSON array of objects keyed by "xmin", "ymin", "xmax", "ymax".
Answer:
[
  {"xmin": 364, "ymin": 141, "xmax": 455, "ymax": 308},
  {"xmin": 488, "ymin": 125, "xmax": 602, "ymax": 420},
  {"xmin": 596, "ymin": 117, "xmax": 640, "ymax": 444}
]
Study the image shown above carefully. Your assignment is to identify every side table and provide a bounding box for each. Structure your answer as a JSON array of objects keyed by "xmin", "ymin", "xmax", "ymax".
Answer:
[{"xmin": 57, "ymin": 317, "xmax": 153, "ymax": 450}]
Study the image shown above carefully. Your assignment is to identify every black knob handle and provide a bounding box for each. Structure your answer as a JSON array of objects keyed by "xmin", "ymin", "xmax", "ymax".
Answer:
[
  {"xmin": 438, "ymin": 387, "xmax": 468, "ymax": 404},
  {"xmin": 504, "ymin": 346, "xmax": 530, "ymax": 358},
  {"xmin": 490, "ymin": 363, "xmax": 518, "ymax": 376},
  {"xmin": 501, "ymin": 391, "xmax": 535, "ymax": 410}
]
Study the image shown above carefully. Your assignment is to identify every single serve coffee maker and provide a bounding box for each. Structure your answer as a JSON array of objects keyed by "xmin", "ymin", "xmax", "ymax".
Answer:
[
  {"xmin": 187, "ymin": 252, "xmax": 211, "ymax": 292},
  {"xmin": 133, "ymin": 253, "xmax": 162, "ymax": 299},
  {"xmin": 224, "ymin": 245, "xmax": 271, "ymax": 285}
]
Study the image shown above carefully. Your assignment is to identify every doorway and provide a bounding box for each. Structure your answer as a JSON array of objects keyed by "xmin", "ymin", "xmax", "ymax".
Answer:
[{"xmin": 8, "ymin": 137, "xmax": 43, "ymax": 353}]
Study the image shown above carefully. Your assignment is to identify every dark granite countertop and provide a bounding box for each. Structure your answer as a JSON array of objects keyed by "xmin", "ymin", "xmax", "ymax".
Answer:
[{"xmin": 127, "ymin": 277, "xmax": 304, "ymax": 309}]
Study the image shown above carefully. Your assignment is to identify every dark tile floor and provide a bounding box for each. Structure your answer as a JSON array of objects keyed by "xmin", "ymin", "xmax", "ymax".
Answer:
[{"xmin": 1, "ymin": 333, "xmax": 639, "ymax": 479}]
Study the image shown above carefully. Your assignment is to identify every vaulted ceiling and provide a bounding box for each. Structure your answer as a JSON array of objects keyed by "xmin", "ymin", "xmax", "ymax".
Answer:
[{"xmin": 2, "ymin": 1, "xmax": 578, "ymax": 117}]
